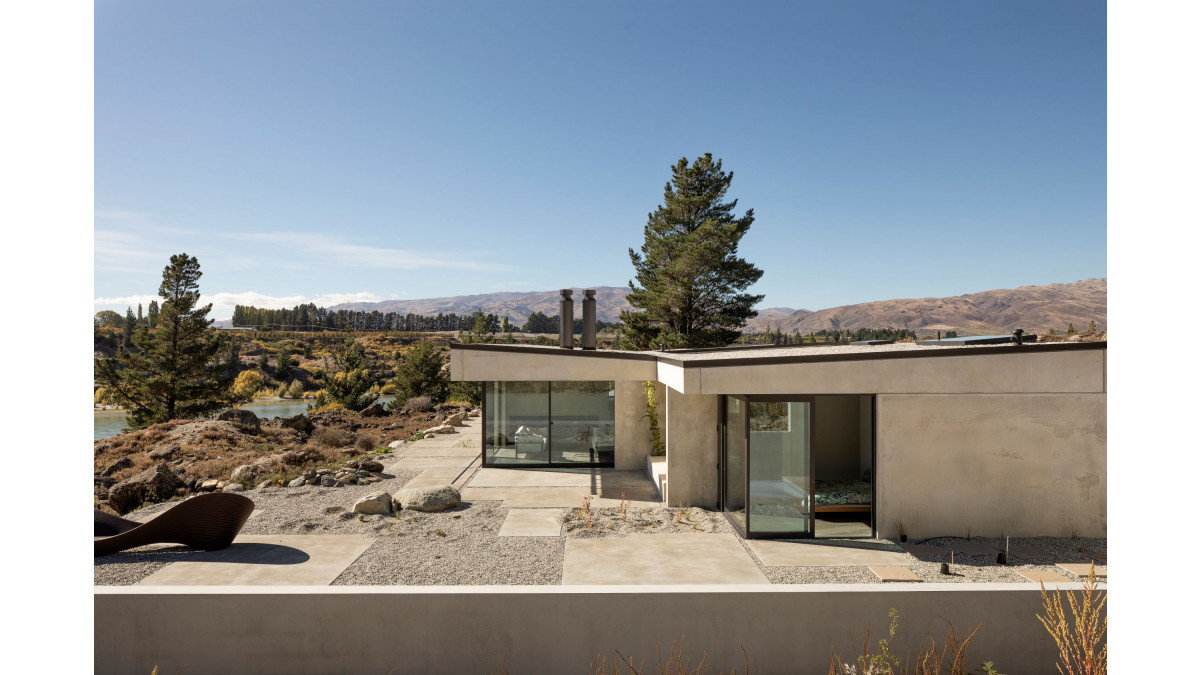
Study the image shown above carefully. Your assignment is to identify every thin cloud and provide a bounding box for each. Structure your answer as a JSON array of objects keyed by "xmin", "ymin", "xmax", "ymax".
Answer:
[
  {"xmin": 94, "ymin": 291, "xmax": 389, "ymax": 321},
  {"xmin": 224, "ymin": 232, "xmax": 514, "ymax": 273}
]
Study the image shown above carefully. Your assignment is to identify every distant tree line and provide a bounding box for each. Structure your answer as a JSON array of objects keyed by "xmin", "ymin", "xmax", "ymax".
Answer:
[
  {"xmin": 232, "ymin": 303, "xmax": 619, "ymax": 334},
  {"xmin": 741, "ymin": 326, "xmax": 919, "ymax": 345}
]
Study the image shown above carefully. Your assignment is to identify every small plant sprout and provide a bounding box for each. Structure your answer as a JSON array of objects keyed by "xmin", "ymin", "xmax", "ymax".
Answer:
[
  {"xmin": 577, "ymin": 495, "xmax": 593, "ymax": 521},
  {"xmin": 893, "ymin": 517, "xmax": 907, "ymax": 541},
  {"xmin": 965, "ymin": 526, "xmax": 974, "ymax": 541},
  {"xmin": 1069, "ymin": 526, "xmax": 1080, "ymax": 540},
  {"xmin": 619, "ymin": 492, "xmax": 629, "ymax": 521}
]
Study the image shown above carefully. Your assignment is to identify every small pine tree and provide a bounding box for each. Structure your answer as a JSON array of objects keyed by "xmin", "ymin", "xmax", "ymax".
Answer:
[
  {"xmin": 147, "ymin": 300, "xmax": 159, "ymax": 328},
  {"xmin": 94, "ymin": 254, "xmax": 238, "ymax": 429},
  {"xmin": 274, "ymin": 347, "xmax": 292, "ymax": 380},
  {"xmin": 123, "ymin": 307, "xmax": 135, "ymax": 348},
  {"xmin": 1066, "ymin": 323, "xmax": 1077, "ymax": 337},
  {"xmin": 390, "ymin": 340, "xmax": 448, "ymax": 406},
  {"xmin": 257, "ymin": 351, "xmax": 270, "ymax": 371},
  {"xmin": 1088, "ymin": 320, "xmax": 1096, "ymax": 333}
]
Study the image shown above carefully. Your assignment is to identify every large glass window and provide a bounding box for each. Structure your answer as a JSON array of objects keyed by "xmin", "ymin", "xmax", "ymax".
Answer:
[
  {"xmin": 748, "ymin": 400, "xmax": 812, "ymax": 535},
  {"xmin": 483, "ymin": 381, "xmax": 615, "ymax": 467}
]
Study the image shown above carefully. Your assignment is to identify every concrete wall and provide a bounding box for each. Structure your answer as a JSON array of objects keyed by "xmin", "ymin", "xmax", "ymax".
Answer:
[
  {"xmin": 696, "ymin": 349, "xmax": 1105, "ymax": 395},
  {"xmin": 665, "ymin": 389, "xmax": 719, "ymax": 507},
  {"xmin": 454, "ymin": 347, "xmax": 656, "ymax": 382},
  {"xmin": 95, "ymin": 584, "xmax": 1099, "ymax": 675},
  {"xmin": 876, "ymin": 393, "xmax": 1107, "ymax": 539},
  {"xmin": 614, "ymin": 380, "xmax": 652, "ymax": 470}
]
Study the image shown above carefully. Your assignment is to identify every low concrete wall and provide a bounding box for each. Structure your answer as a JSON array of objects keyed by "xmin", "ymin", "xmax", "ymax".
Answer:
[
  {"xmin": 877, "ymin": 393, "xmax": 1107, "ymax": 539},
  {"xmin": 95, "ymin": 584, "xmax": 1097, "ymax": 674},
  {"xmin": 614, "ymin": 380, "xmax": 652, "ymax": 470}
]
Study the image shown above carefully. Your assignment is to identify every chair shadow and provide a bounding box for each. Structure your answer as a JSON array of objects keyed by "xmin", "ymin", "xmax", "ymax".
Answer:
[{"xmin": 184, "ymin": 543, "xmax": 311, "ymax": 565}]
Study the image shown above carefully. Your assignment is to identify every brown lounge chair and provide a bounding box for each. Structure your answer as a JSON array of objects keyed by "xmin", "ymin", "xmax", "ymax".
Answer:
[{"xmin": 94, "ymin": 492, "xmax": 255, "ymax": 557}]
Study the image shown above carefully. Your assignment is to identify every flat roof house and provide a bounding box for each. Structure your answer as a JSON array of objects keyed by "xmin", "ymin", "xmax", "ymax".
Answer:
[{"xmin": 450, "ymin": 323, "xmax": 1106, "ymax": 541}]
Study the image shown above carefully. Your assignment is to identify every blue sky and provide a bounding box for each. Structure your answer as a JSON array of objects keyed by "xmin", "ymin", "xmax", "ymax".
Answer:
[{"xmin": 94, "ymin": 1, "xmax": 1106, "ymax": 319}]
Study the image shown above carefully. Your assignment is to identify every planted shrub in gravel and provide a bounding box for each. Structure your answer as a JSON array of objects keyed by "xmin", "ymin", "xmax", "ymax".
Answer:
[
  {"xmin": 403, "ymin": 396, "xmax": 434, "ymax": 412},
  {"xmin": 312, "ymin": 428, "xmax": 353, "ymax": 448}
]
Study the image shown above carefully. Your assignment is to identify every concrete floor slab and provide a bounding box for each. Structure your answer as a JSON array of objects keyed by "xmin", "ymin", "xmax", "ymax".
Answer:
[
  {"xmin": 871, "ymin": 566, "xmax": 921, "ymax": 582},
  {"xmin": 948, "ymin": 541, "xmax": 997, "ymax": 556},
  {"xmin": 403, "ymin": 467, "xmax": 471, "ymax": 489},
  {"xmin": 137, "ymin": 535, "xmax": 374, "ymax": 586},
  {"xmin": 401, "ymin": 448, "xmax": 482, "ymax": 459},
  {"xmin": 468, "ymin": 468, "xmax": 651, "ymax": 489},
  {"xmin": 498, "ymin": 509, "xmax": 565, "ymax": 537},
  {"xmin": 1017, "ymin": 569, "xmax": 1075, "ymax": 584},
  {"xmin": 461, "ymin": 486, "xmax": 660, "ymax": 508},
  {"xmin": 748, "ymin": 540, "xmax": 911, "ymax": 567},
  {"xmin": 563, "ymin": 534, "xmax": 768, "ymax": 585},
  {"xmin": 1056, "ymin": 563, "xmax": 1107, "ymax": 580}
]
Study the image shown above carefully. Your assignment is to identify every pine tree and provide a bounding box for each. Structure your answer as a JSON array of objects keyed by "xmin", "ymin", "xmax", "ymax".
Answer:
[
  {"xmin": 1066, "ymin": 323, "xmax": 1077, "ymax": 337},
  {"xmin": 123, "ymin": 307, "xmax": 135, "ymax": 348},
  {"xmin": 274, "ymin": 346, "xmax": 293, "ymax": 380},
  {"xmin": 94, "ymin": 254, "xmax": 237, "ymax": 429},
  {"xmin": 619, "ymin": 153, "xmax": 764, "ymax": 349},
  {"xmin": 389, "ymin": 340, "xmax": 448, "ymax": 406},
  {"xmin": 311, "ymin": 340, "xmax": 378, "ymax": 411},
  {"xmin": 137, "ymin": 303, "xmax": 144, "ymax": 326},
  {"xmin": 147, "ymin": 300, "xmax": 159, "ymax": 328},
  {"xmin": 1088, "ymin": 320, "xmax": 1096, "ymax": 333}
]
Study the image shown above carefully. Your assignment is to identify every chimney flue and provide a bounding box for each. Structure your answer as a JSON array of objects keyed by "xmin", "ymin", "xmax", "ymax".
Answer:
[
  {"xmin": 582, "ymin": 289, "xmax": 596, "ymax": 350},
  {"xmin": 559, "ymin": 289, "xmax": 574, "ymax": 349}
]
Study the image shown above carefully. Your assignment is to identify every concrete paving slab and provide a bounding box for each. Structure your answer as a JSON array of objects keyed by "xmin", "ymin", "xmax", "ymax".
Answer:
[
  {"xmin": 468, "ymin": 468, "xmax": 652, "ymax": 489},
  {"xmin": 871, "ymin": 566, "xmax": 921, "ymax": 582},
  {"xmin": 137, "ymin": 535, "xmax": 374, "ymax": 586},
  {"xmin": 1017, "ymin": 569, "xmax": 1075, "ymax": 584},
  {"xmin": 498, "ymin": 509, "xmax": 565, "ymax": 537},
  {"xmin": 461, "ymin": 486, "xmax": 660, "ymax": 508},
  {"xmin": 389, "ymin": 456, "xmax": 477, "ymax": 470},
  {"xmin": 1056, "ymin": 563, "xmax": 1107, "ymax": 580},
  {"xmin": 401, "ymin": 448, "xmax": 482, "ymax": 459},
  {"xmin": 563, "ymin": 534, "xmax": 768, "ymax": 585},
  {"xmin": 403, "ymin": 467, "xmax": 470, "ymax": 489},
  {"xmin": 899, "ymin": 544, "xmax": 941, "ymax": 556},
  {"xmin": 948, "ymin": 541, "xmax": 997, "ymax": 556},
  {"xmin": 748, "ymin": 540, "xmax": 911, "ymax": 567}
]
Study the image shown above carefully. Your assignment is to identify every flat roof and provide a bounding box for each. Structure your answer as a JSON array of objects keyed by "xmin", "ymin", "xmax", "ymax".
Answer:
[{"xmin": 451, "ymin": 340, "xmax": 1106, "ymax": 368}]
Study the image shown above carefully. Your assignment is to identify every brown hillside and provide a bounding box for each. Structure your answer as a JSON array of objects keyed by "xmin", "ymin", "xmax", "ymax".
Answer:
[
  {"xmin": 770, "ymin": 279, "xmax": 1106, "ymax": 335},
  {"xmin": 331, "ymin": 286, "xmax": 632, "ymax": 324}
]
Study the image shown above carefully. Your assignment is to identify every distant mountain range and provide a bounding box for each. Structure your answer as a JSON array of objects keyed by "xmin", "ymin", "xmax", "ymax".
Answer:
[{"xmin": 323, "ymin": 279, "xmax": 1106, "ymax": 335}]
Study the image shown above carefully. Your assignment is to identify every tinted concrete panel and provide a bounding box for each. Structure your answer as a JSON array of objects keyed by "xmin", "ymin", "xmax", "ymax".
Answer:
[
  {"xmin": 748, "ymin": 540, "xmax": 910, "ymax": 567},
  {"xmin": 498, "ymin": 509, "xmax": 565, "ymax": 537},
  {"xmin": 137, "ymin": 535, "xmax": 374, "ymax": 586},
  {"xmin": 563, "ymin": 534, "xmax": 767, "ymax": 585}
]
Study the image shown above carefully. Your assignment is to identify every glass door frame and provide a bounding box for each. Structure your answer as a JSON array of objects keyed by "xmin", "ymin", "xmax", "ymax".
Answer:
[{"xmin": 720, "ymin": 394, "xmax": 817, "ymax": 539}]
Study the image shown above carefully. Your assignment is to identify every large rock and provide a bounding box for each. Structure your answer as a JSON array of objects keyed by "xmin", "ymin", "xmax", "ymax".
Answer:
[
  {"xmin": 353, "ymin": 492, "xmax": 393, "ymax": 515},
  {"xmin": 358, "ymin": 459, "xmax": 384, "ymax": 473},
  {"xmin": 147, "ymin": 444, "xmax": 179, "ymax": 460},
  {"xmin": 280, "ymin": 414, "xmax": 315, "ymax": 434},
  {"xmin": 99, "ymin": 456, "xmax": 133, "ymax": 477},
  {"xmin": 387, "ymin": 439, "xmax": 405, "ymax": 449},
  {"xmin": 442, "ymin": 413, "xmax": 464, "ymax": 426},
  {"xmin": 222, "ymin": 483, "xmax": 246, "ymax": 493},
  {"xmin": 287, "ymin": 476, "xmax": 307, "ymax": 488},
  {"xmin": 107, "ymin": 463, "xmax": 185, "ymax": 514},
  {"xmin": 421, "ymin": 425, "xmax": 454, "ymax": 436},
  {"xmin": 393, "ymin": 485, "xmax": 461, "ymax": 512},
  {"xmin": 360, "ymin": 403, "xmax": 388, "ymax": 417},
  {"xmin": 218, "ymin": 408, "xmax": 261, "ymax": 432},
  {"xmin": 230, "ymin": 464, "xmax": 256, "ymax": 482}
]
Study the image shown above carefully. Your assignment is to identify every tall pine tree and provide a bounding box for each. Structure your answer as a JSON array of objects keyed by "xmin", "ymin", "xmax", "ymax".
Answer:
[
  {"xmin": 95, "ymin": 254, "xmax": 238, "ymax": 429},
  {"xmin": 619, "ymin": 153, "xmax": 764, "ymax": 349}
]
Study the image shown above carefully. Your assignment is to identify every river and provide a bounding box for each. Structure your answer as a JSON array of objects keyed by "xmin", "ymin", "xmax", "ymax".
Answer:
[{"xmin": 93, "ymin": 396, "xmax": 395, "ymax": 440}]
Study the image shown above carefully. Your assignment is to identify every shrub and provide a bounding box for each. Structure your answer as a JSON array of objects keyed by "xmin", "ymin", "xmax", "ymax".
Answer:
[
  {"xmin": 355, "ymin": 431, "xmax": 380, "ymax": 453},
  {"xmin": 390, "ymin": 340, "xmax": 448, "ymax": 405},
  {"xmin": 312, "ymin": 428, "xmax": 353, "ymax": 448},
  {"xmin": 285, "ymin": 379, "xmax": 305, "ymax": 398},
  {"xmin": 275, "ymin": 383, "xmax": 288, "ymax": 398},
  {"xmin": 447, "ymin": 380, "xmax": 482, "ymax": 406},
  {"xmin": 827, "ymin": 609, "xmax": 992, "ymax": 675},
  {"xmin": 1037, "ymin": 563, "xmax": 1106, "ymax": 675},
  {"xmin": 402, "ymin": 395, "xmax": 434, "ymax": 412}
]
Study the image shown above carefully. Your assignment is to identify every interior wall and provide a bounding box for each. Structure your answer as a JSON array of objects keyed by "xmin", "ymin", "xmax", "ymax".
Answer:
[
  {"xmin": 859, "ymin": 396, "xmax": 873, "ymax": 474},
  {"xmin": 814, "ymin": 395, "xmax": 862, "ymax": 481}
]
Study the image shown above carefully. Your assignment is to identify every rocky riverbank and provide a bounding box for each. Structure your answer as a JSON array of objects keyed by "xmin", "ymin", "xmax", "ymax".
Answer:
[{"xmin": 93, "ymin": 403, "xmax": 476, "ymax": 515}]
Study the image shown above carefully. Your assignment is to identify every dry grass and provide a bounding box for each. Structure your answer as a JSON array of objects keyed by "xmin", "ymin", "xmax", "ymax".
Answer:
[
  {"xmin": 1037, "ymin": 563, "xmax": 1106, "ymax": 675},
  {"xmin": 587, "ymin": 637, "xmax": 748, "ymax": 675},
  {"xmin": 312, "ymin": 427, "xmax": 353, "ymax": 448},
  {"xmin": 827, "ymin": 609, "xmax": 991, "ymax": 675}
]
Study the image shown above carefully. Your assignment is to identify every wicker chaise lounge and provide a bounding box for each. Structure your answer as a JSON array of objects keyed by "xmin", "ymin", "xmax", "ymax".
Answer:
[{"xmin": 94, "ymin": 492, "xmax": 255, "ymax": 557}]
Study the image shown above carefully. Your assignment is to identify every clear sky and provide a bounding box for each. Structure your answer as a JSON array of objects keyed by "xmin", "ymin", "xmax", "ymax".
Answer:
[{"xmin": 94, "ymin": 0, "xmax": 1106, "ymax": 320}]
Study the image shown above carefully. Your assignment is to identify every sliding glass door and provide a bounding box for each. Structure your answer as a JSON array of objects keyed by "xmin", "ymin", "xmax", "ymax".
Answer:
[
  {"xmin": 483, "ymin": 381, "xmax": 615, "ymax": 467},
  {"xmin": 722, "ymin": 395, "xmax": 814, "ymax": 538}
]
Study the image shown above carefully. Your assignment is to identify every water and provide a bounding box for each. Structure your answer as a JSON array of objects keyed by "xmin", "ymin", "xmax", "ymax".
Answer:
[{"xmin": 93, "ymin": 396, "xmax": 395, "ymax": 440}]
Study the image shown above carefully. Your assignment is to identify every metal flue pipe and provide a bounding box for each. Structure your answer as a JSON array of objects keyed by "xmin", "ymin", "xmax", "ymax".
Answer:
[
  {"xmin": 559, "ymin": 289, "xmax": 574, "ymax": 349},
  {"xmin": 582, "ymin": 289, "xmax": 597, "ymax": 350}
]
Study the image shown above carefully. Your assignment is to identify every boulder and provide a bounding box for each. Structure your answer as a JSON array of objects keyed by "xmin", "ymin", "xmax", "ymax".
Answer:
[
  {"xmin": 148, "ymin": 444, "xmax": 179, "ymax": 460},
  {"xmin": 280, "ymin": 414, "xmax": 315, "ymax": 434},
  {"xmin": 199, "ymin": 479, "xmax": 221, "ymax": 492},
  {"xmin": 256, "ymin": 480, "xmax": 275, "ymax": 490},
  {"xmin": 99, "ymin": 456, "xmax": 133, "ymax": 477},
  {"xmin": 230, "ymin": 464, "xmax": 256, "ymax": 482},
  {"xmin": 288, "ymin": 476, "xmax": 307, "ymax": 488},
  {"xmin": 360, "ymin": 403, "xmax": 388, "ymax": 417},
  {"xmin": 388, "ymin": 439, "xmax": 405, "ymax": 449},
  {"xmin": 320, "ymin": 475, "xmax": 337, "ymax": 488},
  {"xmin": 218, "ymin": 408, "xmax": 261, "ymax": 432},
  {"xmin": 359, "ymin": 459, "xmax": 384, "ymax": 473},
  {"xmin": 442, "ymin": 413, "xmax": 464, "ymax": 427},
  {"xmin": 353, "ymin": 492, "xmax": 393, "ymax": 515},
  {"xmin": 222, "ymin": 483, "xmax": 246, "ymax": 493},
  {"xmin": 421, "ymin": 425, "xmax": 454, "ymax": 436},
  {"xmin": 107, "ymin": 463, "xmax": 185, "ymax": 514},
  {"xmin": 393, "ymin": 484, "xmax": 461, "ymax": 512}
]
